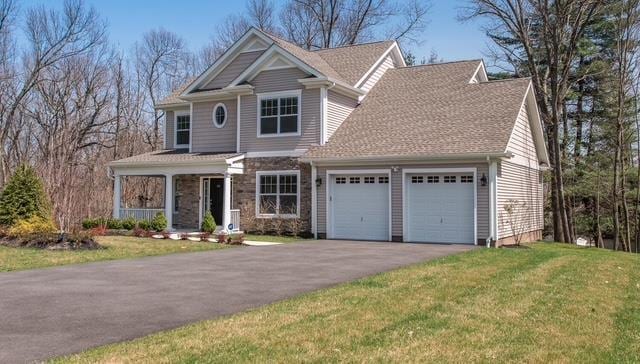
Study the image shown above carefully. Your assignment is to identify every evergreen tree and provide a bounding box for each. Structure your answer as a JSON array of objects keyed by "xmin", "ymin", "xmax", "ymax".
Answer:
[{"xmin": 0, "ymin": 165, "xmax": 52, "ymax": 226}]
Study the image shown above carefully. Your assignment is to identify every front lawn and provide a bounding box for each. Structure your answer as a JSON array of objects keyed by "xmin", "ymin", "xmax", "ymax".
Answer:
[
  {"xmin": 56, "ymin": 243, "xmax": 640, "ymax": 363},
  {"xmin": 0, "ymin": 236, "xmax": 228, "ymax": 272}
]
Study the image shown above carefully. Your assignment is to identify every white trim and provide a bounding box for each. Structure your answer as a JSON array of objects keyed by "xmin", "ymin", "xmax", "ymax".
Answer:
[
  {"xmin": 112, "ymin": 174, "xmax": 121, "ymax": 219},
  {"xmin": 489, "ymin": 161, "xmax": 498, "ymax": 241},
  {"xmin": 241, "ymin": 37, "xmax": 269, "ymax": 53},
  {"xmin": 302, "ymin": 152, "xmax": 513, "ymax": 165},
  {"xmin": 320, "ymin": 87, "xmax": 327, "ymax": 145},
  {"xmin": 402, "ymin": 167, "xmax": 477, "ymax": 245},
  {"xmin": 255, "ymin": 170, "xmax": 301, "ymax": 219},
  {"xmin": 162, "ymin": 111, "xmax": 167, "ymax": 149},
  {"xmin": 244, "ymin": 149, "xmax": 307, "ymax": 158},
  {"xmin": 111, "ymin": 163, "xmax": 243, "ymax": 177},
  {"xmin": 354, "ymin": 42, "xmax": 405, "ymax": 89},
  {"xmin": 183, "ymin": 28, "xmax": 273, "ymax": 95},
  {"xmin": 230, "ymin": 45, "xmax": 322, "ymax": 87},
  {"xmin": 311, "ymin": 163, "xmax": 318, "ymax": 238},
  {"xmin": 236, "ymin": 95, "xmax": 241, "ymax": 153},
  {"xmin": 213, "ymin": 103, "xmax": 228, "ymax": 128},
  {"xmin": 256, "ymin": 89, "xmax": 302, "ymax": 138},
  {"xmin": 164, "ymin": 174, "xmax": 174, "ymax": 230},
  {"xmin": 326, "ymin": 169, "xmax": 392, "ymax": 241},
  {"xmin": 263, "ymin": 55, "xmax": 296, "ymax": 70},
  {"xmin": 174, "ymin": 110, "xmax": 191, "ymax": 150},
  {"xmin": 469, "ymin": 60, "xmax": 488, "ymax": 83}
]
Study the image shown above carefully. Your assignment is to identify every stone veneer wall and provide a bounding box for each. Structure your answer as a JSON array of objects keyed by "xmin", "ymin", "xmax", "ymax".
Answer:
[
  {"xmin": 174, "ymin": 175, "xmax": 200, "ymax": 229},
  {"xmin": 232, "ymin": 157, "xmax": 312, "ymax": 234}
]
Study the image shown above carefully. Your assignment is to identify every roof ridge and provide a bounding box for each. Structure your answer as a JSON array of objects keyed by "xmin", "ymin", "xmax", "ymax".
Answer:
[
  {"xmin": 313, "ymin": 40, "xmax": 394, "ymax": 52},
  {"xmin": 393, "ymin": 59, "xmax": 482, "ymax": 70},
  {"xmin": 479, "ymin": 76, "xmax": 532, "ymax": 84}
]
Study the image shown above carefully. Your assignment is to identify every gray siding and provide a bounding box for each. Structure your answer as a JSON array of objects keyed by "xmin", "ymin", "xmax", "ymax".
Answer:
[
  {"xmin": 497, "ymin": 161, "xmax": 543, "ymax": 239},
  {"xmin": 202, "ymin": 50, "xmax": 264, "ymax": 90},
  {"xmin": 361, "ymin": 55, "xmax": 394, "ymax": 92},
  {"xmin": 163, "ymin": 108, "xmax": 188, "ymax": 149},
  {"xmin": 506, "ymin": 103, "xmax": 539, "ymax": 169},
  {"xmin": 326, "ymin": 90, "xmax": 358, "ymax": 141},
  {"xmin": 317, "ymin": 162, "xmax": 489, "ymax": 241},
  {"xmin": 191, "ymin": 99, "xmax": 237, "ymax": 153},
  {"xmin": 240, "ymin": 67, "xmax": 320, "ymax": 152}
]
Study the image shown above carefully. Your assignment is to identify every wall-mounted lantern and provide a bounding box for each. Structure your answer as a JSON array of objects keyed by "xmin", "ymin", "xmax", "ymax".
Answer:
[
  {"xmin": 480, "ymin": 173, "xmax": 488, "ymax": 186},
  {"xmin": 315, "ymin": 177, "xmax": 322, "ymax": 187}
]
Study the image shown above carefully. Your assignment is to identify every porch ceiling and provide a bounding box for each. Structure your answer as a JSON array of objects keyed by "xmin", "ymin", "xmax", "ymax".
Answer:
[{"xmin": 109, "ymin": 150, "xmax": 244, "ymax": 175}]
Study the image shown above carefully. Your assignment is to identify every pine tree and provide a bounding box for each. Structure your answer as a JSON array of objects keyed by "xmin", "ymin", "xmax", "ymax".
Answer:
[
  {"xmin": 201, "ymin": 211, "xmax": 216, "ymax": 233},
  {"xmin": 0, "ymin": 165, "xmax": 53, "ymax": 226}
]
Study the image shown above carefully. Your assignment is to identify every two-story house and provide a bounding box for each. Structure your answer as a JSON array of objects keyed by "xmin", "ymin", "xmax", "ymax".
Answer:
[{"xmin": 109, "ymin": 27, "xmax": 548, "ymax": 245}]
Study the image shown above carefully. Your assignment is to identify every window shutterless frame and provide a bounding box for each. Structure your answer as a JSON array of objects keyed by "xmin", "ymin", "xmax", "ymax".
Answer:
[
  {"xmin": 213, "ymin": 103, "xmax": 227, "ymax": 128},
  {"xmin": 255, "ymin": 170, "xmax": 301, "ymax": 218},
  {"xmin": 174, "ymin": 110, "xmax": 191, "ymax": 149},
  {"xmin": 256, "ymin": 90, "xmax": 302, "ymax": 138}
]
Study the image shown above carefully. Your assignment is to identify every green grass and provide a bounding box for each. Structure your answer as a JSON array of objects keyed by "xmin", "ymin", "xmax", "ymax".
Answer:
[
  {"xmin": 244, "ymin": 234, "xmax": 311, "ymax": 243},
  {"xmin": 54, "ymin": 243, "xmax": 640, "ymax": 363},
  {"xmin": 0, "ymin": 236, "xmax": 228, "ymax": 272}
]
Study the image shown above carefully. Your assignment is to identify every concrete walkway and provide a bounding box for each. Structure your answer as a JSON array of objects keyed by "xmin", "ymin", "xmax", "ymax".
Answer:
[{"xmin": 0, "ymin": 240, "xmax": 475, "ymax": 363}]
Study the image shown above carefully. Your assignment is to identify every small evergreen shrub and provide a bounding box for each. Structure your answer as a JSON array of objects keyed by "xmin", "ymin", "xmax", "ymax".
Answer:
[
  {"xmin": 150, "ymin": 212, "xmax": 167, "ymax": 232},
  {"xmin": 106, "ymin": 218, "xmax": 123, "ymax": 230},
  {"xmin": 0, "ymin": 165, "xmax": 53, "ymax": 227},
  {"xmin": 138, "ymin": 219, "xmax": 151, "ymax": 230},
  {"xmin": 201, "ymin": 211, "xmax": 216, "ymax": 233},
  {"xmin": 7, "ymin": 216, "xmax": 57, "ymax": 237},
  {"xmin": 82, "ymin": 218, "xmax": 98, "ymax": 230},
  {"xmin": 121, "ymin": 217, "xmax": 137, "ymax": 230}
]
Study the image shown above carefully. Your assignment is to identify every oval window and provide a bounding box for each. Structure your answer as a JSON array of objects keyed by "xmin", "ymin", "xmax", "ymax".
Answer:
[{"xmin": 213, "ymin": 103, "xmax": 227, "ymax": 128}]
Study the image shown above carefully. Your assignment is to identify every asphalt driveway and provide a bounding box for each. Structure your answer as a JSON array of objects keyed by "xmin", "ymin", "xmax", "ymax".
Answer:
[{"xmin": 0, "ymin": 240, "xmax": 475, "ymax": 363}]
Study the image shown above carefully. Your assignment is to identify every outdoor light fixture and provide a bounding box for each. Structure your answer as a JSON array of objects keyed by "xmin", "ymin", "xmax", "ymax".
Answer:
[
  {"xmin": 480, "ymin": 173, "xmax": 488, "ymax": 186},
  {"xmin": 315, "ymin": 177, "xmax": 322, "ymax": 187}
]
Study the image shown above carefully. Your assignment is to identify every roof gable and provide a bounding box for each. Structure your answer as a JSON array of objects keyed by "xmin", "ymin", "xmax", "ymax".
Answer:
[{"xmin": 303, "ymin": 61, "xmax": 540, "ymax": 161}]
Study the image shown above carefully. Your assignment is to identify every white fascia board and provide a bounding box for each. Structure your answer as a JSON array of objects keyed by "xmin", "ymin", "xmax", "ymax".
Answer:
[
  {"xmin": 504, "ymin": 82, "xmax": 549, "ymax": 166},
  {"xmin": 301, "ymin": 152, "xmax": 513, "ymax": 165},
  {"xmin": 469, "ymin": 60, "xmax": 488, "ymax": 83},
  {"xmin": 298, "ymin": 78, "xmax": 365, "ymax": 98},
  {"xmin": 182, "ymin": 28, "xmax": 273, "ymax": 95},
  {"xmin": 229, "ymin": 44, "xmax": 323, "ymax": 87},
  {"xmin": 354, "ymin": 42, "xmax": 404, "ymax": 89},
  {"xmin": 179, "ymin": 85, "xmax": 254, "ymax": 102},
  {"xmin": 155, "ymin": 102, "xmax": 190, "ymax": 110}
]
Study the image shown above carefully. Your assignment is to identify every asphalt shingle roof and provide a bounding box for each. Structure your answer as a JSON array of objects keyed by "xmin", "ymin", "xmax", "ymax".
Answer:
[
  {"xmin": 304, "ymin": 60, "xmax": 532, "ymax": 160},
  {"xmin": 109, "ymin": 150, "xmax": 242, "ymax": 166},
  {"xmin": 314, "ymin": 40, "xmax": 396, "ymax": 86}
]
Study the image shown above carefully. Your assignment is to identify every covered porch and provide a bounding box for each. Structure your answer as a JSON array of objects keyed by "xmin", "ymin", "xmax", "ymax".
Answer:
[{"xmin": 109, "ymin": 150, "xmax": 244, "ymax": 232}]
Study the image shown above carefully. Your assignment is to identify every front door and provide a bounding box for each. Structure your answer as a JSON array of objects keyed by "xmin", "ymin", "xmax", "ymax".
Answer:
[{"xmin": 203, "ymin": 178, "xmax": 224, "ymax": 226}]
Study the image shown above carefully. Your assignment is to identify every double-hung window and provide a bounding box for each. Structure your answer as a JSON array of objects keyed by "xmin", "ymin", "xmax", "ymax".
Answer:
[
  {"xmin": 258, "ymin": 91, "xmax": 301, "ymax": 136},
  {"xmin": 175, "ymin": 112, "xmax": 191, "ymax": 148},
  {"xmin": 256, "ymin": 171, "xmax": 300, "ymax": 217}
]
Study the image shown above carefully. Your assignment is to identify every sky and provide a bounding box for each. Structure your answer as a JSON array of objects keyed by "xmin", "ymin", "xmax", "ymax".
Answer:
[{"xmin": 20, "ymin": 0, "xmax": 492, "ymax": 62}]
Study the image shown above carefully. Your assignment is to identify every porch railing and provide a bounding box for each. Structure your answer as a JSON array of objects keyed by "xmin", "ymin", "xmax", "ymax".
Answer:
[
  {"xmin": 230, "ymin": 209, "xmax": 240, "ymax": 231},
  {"xmin": 119, "ymin": 208, "xmax": 164, "ymax": 221}
]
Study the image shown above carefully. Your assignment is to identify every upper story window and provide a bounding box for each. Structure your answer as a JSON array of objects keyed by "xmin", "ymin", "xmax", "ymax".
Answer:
[
  {"xmin": 213, "ymin": 103, "xmax": 227, "ymax": 128},
  {"xmin": 175, "ymin": 112, "xmax": 190, "ymax": 148},
  {"xmin": 257, "ymin": 90, "xmax": 301, "ymax": 137}
]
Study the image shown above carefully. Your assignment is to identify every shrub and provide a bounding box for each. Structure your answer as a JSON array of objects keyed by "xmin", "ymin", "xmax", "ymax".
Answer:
[
  {"xmin": 133, "ymin": 227, "xmax": 148, "ymax": 237},
  {"xmin": 138, "ymin": 219, "xmax": 151, "ymax": 230},
  {"xmin": 89, "ymin": 226, "xmax": 108, "ymax": 236},
  {"xmin": 217, "ymin": 233, "xmax": 229, "ymax": 244},
  {"xmin": 229, "ymin": 233, "xmax": 245, "ymax": 245},
  {"xmin": 150, "ymin": 212, "xmax": 167, "ymax": 232},
  {"xmin": 121, "ymin": 217, "xmax": 137, "ymax": 230},
  {"xmin": 201, "ymin": 211, "xmax": 216, "ymax": 233},
  {"xmin": 7, "ymin": 216, "xmax": 57, "ymax": 237},
  {"xmin": 82, "ymin": 218, "xmax": 98, "ymax": 230},
  {"xmin": 106, "ymin": 218, "xmax": 123, "ymax": 230},
  {"xmin": 0, "ymin": 165, "xmax": 53, "ymax": 227}
]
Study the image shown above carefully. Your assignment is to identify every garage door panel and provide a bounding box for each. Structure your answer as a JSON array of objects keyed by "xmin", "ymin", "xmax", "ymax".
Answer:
[
  {"xmin": 330, "ymin": 174, "xmax": 389, "ymax": 241},
  {"xmin": 407, "ymin": 173, "xmax": 475, "ymax": 244}
]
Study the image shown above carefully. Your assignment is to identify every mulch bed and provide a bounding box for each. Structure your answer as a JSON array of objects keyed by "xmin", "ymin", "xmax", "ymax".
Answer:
[{"xmin": 0, "ymin": 233, "xmax": 103, "ymax": 250}]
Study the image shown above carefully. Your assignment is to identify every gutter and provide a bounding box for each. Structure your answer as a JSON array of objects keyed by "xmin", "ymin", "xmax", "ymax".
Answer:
[{"xmin": 300, "ymin": 152, "xmax": 513, "ymax": 165}]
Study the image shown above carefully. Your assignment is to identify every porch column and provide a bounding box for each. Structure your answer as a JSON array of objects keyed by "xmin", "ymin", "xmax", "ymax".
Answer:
[
  {"xmin": 165, "ymin": 174, "xmax": 173, "ymax": 230},
  {"xmin": 112, "ymin": 173, "xmax": 121, "ymax": 219},
  {"xmin": 223, "ymin": 172, "xmax": 232, "ymax": 232}
]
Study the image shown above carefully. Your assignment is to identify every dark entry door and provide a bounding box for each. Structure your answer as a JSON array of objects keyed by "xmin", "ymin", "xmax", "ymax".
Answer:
[{"xmin": 204, "ymin": 178, "xmax": 224, "ymax": 226}]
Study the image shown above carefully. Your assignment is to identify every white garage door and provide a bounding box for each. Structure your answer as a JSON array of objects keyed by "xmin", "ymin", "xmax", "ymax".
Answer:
[
  {"xmin": 330, "ymin": 174, "xmax": 389, "ymax": 241},
  {"xmin": 406, "ymin": 173, "xmax": 475, "ymax": 244}
]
